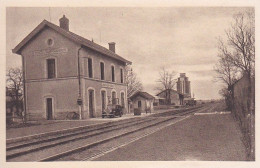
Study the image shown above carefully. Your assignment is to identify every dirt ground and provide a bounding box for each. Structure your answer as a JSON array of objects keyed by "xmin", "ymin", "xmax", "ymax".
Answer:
[{"xmin": 95, "ymin": 113, "xmax": 247, "ymax": 161}]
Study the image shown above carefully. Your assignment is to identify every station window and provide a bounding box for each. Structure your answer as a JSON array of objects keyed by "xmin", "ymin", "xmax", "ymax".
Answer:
[
  {"xmin": 100, "ymin": 62, "xmax": 105, "ymax": 80},
  {"xmin": 120, "ymin": 68, "xmax": 123, "ymax": 83},
  {"xmin": 111, "ymin": 66, "xmax": 115, "ymax": 82},
  {"xmin": 47, "ymin": 59, "xmax": 56, "ymax": 79},
  {"xmin": 88, "ymin": 58, "xmax": 93, "ymax": 78},
  {"xmin": 47, "ymin": 38, "xmax": 54, "ymax": 46}
]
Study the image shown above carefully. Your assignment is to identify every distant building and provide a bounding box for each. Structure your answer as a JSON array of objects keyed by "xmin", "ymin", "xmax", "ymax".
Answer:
[
  {"xmin": 156, "ymin": 89, "xmax": 184, "ymax": 105},
  {"xmin": 12, "ymin": 15, "xmax": 131, "ymax": 120},
  {"xmin": 129, "ymin": 91, "xmax": 154, "ymax": 113},
  {"xmin": 176, "ymin": 73, "xmax": 191, "ymax": 98},
  {"xmin": 153, "ymin": 95, "xmax": 164, "ymax": 106}
]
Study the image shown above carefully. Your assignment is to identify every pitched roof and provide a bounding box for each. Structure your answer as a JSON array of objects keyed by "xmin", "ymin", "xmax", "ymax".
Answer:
[
  {"xmin": 12, "ymin": 20, "xmax": 131, "ymax": 65},
  {"xmin": 130, "ymin": 91, "xmax": 154, "ymax": 100},
  {"xmin": 156, "ymin": 89, "xmax": 183, "ymax": 96},
  {"xmin": 153, "ymin": 95, "xmax": 165, "ymax": 100}
]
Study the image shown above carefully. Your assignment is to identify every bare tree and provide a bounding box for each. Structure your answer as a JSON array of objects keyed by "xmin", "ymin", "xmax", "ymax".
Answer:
[
  {"xmin": 6, "ymin": 67, "xmax": 23, "ymax": 114},
  {"xmin": 155, "ymin": 67, "xmax": 177, "ymax": 105},
  {"xmin": 216, "ymin": 10, "xmax": 255, "ymax": 107},
  {"xmin": 225, "ymin": 11, "xmax": 255, "ymax": 78},
  {"xmin": 215, "ymin": 41, "xmax": 239, "ymax": 86},
  {"xmin": 214, "ymin": 41, "xmax": 240, "ymax": 110},
  {"xmin": 125, "ymin": 66, "xmax": 143, "ymax": 98},
  {"xmin": 218, "ymin": 86, "xmax": 233, "ymax": 111}
]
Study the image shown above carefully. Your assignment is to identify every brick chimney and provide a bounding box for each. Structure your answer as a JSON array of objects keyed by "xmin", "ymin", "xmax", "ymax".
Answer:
[
  {"xmin": 59, "ymin": 15, "xmax": 69, "ymax": 31},
  {"xmin": 108, "ymin": 42, "xmax": 116, "ymax": 53}
]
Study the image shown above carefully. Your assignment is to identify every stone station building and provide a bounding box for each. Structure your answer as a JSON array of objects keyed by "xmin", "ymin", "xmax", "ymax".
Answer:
[{"xmin": 13, "ymin": 15, "xmax": 131, "ymax": 120}]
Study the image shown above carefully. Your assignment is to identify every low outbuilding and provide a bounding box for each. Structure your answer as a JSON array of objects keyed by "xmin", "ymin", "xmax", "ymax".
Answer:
[
  {"xmin": 156, "ymin": 89, "xmax": 184, "ymax": 105},
  {"xmin": 129, "ymin": 91, "xmax": 154, "ymax": 114}
]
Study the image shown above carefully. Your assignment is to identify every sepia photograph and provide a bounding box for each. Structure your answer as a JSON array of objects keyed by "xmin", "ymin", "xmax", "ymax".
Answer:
[{"xmin": 1, "ymin": 0, "xmax": 258, "ymax": 167}]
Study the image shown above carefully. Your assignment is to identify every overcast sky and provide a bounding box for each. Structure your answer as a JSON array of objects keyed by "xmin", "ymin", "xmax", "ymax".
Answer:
[{"xmin": 6, "ymin": 7, "xmax": 252, "ymax": 100}]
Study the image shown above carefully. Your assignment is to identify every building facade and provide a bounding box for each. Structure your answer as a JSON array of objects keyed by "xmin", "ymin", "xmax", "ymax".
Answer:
[
  {"xmin": 176, "ymin": 73, "xmax": 191, "ymax": 98},
  {"xmin": 156, "ymin": 89, "xmax": 184, "ymax": 105},
  {"xmin": 13, "ymin": 15, "xmax": 131, "ymax": 120}
]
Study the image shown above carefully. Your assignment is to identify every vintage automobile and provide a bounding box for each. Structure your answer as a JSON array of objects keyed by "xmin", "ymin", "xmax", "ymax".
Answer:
[
  {"xmin": 185, "ymin": 99, "xmax": 197, "ymax": 106},
  {"xmin": 102, "ymin": 101, "xmax": 123, "ymax": 118}
]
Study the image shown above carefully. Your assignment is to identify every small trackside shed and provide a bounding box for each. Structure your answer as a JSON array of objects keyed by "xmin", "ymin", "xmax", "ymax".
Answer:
[{"xmin": 129, "ymin": 91, "xmax": 155, "ymax": 113}]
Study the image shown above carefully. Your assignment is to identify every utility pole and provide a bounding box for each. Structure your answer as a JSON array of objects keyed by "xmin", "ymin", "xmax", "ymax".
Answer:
[{"xmin": 77, "ymin": 47, "xmax": 83, "ymax": 120}]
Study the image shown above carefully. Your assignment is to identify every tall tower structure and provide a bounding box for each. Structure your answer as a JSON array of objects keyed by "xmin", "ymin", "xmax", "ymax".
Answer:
[{"xmin": 177, "ymin": 73, "xmax": 191, "ymax": 98}]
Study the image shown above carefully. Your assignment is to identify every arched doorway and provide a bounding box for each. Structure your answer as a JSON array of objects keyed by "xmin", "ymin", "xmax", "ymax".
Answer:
[
  {"xmin": 88, "ymin": 89, "xmax": 95, "ymax": 118},
  {"xmin": 101, "ymin": 90, "xmax": 106, "ymax": 112},
  {"xmin": 46, "ymin": 98, "xmax": 53, "ymax": 120},
  {"xmin": 121, "ymin": 92, "xmax": 125, "ymax": 108},
  {"xmin": 112, "ymin": 91, "xmax": 116, "ymax": 105}
]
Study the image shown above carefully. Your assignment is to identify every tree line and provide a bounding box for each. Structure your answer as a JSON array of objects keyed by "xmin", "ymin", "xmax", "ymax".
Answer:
[{"xmin": 214, "ymin": 10, "xmax": 255, "ymax": 160}]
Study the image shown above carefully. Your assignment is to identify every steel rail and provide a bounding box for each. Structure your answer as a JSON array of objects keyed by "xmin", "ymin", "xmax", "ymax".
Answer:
[
  {"xmin": 7, "ymin": 105, "xmax": 206, "ymax": 161},
  {"xmin": 39, "ymin": 106, "xmax": 206, "ymax": 161}
]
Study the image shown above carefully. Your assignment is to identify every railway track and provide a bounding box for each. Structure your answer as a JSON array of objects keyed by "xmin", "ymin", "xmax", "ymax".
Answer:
[{"xmin": 6, "ymin": 105, "xmax": 210, "ymax": 162}]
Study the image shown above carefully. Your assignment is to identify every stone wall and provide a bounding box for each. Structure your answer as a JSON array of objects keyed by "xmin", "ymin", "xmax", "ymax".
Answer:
[{"xmin": 232, "ymin": 74, "xmax": 255, "ymax": 160}]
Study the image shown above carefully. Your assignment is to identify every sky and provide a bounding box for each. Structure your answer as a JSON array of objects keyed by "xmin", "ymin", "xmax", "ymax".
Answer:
[{"xmin": 6, "ymin": 7, "xmax": 252, "ymax": 100}]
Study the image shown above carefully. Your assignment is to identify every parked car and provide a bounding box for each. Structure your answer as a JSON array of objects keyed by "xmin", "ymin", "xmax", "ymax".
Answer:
[
  {"xmin": 186, "ymin": 99, "xmax": 197, "ymax": 106},
  {"xmin": 102, "ymin": 103, "xmax": 123, "ymax": 118}
]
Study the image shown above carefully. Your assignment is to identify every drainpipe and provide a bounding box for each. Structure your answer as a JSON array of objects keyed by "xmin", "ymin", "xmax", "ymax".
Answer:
[
  {"xmin": 77, "ymin": 46, "xmax": 83, "ymax": 119},
  {"xmin": 22, "ymin": 55, "xmax": 27, "ymax": 123}
]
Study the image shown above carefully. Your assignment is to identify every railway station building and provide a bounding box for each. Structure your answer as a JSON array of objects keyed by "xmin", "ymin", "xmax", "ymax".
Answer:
[{"xmin": 12, "ymin": 15, "xmax": 131, "ymax": 120}]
